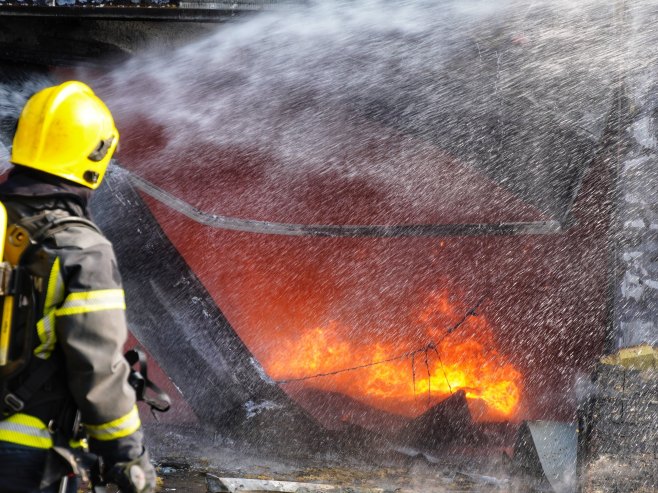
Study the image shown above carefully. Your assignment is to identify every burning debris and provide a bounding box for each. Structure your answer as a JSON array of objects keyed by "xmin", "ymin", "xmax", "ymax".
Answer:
[
  {"xmin": 267, "ymin": 293, "xmax": 521, "ymax": 423},
  {"xmin": 396, "ymin": 390, "xmax": 478, "ymax": 448},
  {"xmin": 0, "ymin": 0, "xmax": 657, "ymax": 490}
]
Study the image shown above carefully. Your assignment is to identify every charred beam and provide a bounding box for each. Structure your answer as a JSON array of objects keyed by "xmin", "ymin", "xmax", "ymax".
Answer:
[{"xmin": 129, "ymin": 171, "xmax": 563, "ymax": 238}]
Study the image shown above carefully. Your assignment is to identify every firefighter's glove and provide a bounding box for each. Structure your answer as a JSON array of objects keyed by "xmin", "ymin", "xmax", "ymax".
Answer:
[{"xmin": 107, "ymin": 449, "xmax": 156, "ymax": 493}]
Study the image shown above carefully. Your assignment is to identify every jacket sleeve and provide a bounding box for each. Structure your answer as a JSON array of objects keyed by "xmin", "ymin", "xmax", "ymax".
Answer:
[{"xmin": 53, "ymin": 225, "xmax": 144, "ymax": 463}]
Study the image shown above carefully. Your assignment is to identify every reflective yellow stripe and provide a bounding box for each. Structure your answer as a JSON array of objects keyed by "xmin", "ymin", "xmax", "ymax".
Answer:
[
  {"xmin": 44, "ymin": 257, "xmax": 64, "ymax": 312},
  {"xmin": 34, "ymin": 258, "xmax": 64, "ymax": 360},
  {"xmin": 0, "ymin": 414, "xmax": 53, "ymax": 449},
  {"xmin": 34, "ymin": 312, "xmax": 56, "ymax": 360},
  {"xmin": 84, "ymin": 405, "xmax": 141, "ymax": 441},
  {"xmin": 56, "ymin": 289, "xmax": 126, "ymax": 317}
]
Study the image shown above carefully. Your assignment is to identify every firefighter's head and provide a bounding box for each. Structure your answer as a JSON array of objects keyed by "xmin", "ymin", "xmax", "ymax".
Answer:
[{"xmin": 11, "ymin": 81, "xmax": 119, "ymax": 190}]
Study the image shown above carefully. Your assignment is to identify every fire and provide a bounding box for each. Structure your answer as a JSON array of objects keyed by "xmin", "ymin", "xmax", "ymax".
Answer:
[{"xmin": 264, "ymin": 291, "xmax": 522, "ymax": 421}]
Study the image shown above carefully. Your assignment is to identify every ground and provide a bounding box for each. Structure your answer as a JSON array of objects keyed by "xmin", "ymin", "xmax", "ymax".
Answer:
[
  {"xmin": 145, "ymin": 425, "xmax": 528, "ymax": 493},
  {"xmin": 155, "ymin": 460, "xmax": 518, "ymax": 493}
]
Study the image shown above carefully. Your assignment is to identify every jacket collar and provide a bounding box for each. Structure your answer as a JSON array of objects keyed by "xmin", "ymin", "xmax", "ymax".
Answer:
[{"xmin": 0, "ymin": 166, "xmax": 92, "ymax": 218}]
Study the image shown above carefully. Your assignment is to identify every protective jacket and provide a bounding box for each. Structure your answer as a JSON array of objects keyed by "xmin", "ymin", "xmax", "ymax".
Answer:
[{"xmin": 0, "ymin": 167, "xmax": 143, "ymax": 465}]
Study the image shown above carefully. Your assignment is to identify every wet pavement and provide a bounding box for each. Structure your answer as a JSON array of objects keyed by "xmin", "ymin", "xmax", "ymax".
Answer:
[
  {"xmin": 153, "ymin": 455, "xmax": 522, "ymax": 493},
  {"xmin": 143, "ymin": 424, "xmax": 533, "ymax": 493}
]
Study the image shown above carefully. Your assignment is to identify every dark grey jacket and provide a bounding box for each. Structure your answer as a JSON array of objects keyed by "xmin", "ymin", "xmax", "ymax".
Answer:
[{"xmin": 0, "ymin": 167, "xmax": 143, "ymax": 464}]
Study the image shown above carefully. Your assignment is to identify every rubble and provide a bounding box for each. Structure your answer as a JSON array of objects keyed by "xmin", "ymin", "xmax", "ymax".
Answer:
[
  {"xmin": 206, "ymin": 474, "xmax": 385, "ymax": 493},
  {"xmin": 157, "ymin": 462, "xmax": 516, "ymax": 493},
  {"xmin": 579, "ymin": 363, "xmax": 658, "ymax": 493},
  {"xmin": 396, "ymin": 390, "xmax": 480, "ymax": 448}
]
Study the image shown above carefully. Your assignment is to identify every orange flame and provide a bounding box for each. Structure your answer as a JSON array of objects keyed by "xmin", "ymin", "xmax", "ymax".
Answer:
[{"xmin": 264, "ymin": 291, "xmax": 522, "ymax": 421}]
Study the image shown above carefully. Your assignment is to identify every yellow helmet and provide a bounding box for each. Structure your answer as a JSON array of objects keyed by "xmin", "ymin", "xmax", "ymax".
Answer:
[{"xmin": 11, "ymin": 81, "xmax": 119, "ymax": 190}]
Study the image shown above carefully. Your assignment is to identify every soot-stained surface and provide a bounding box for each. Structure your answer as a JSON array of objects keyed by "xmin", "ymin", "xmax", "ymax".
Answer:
[{"xmin": 78, "ymin": 0, "xmax": 619, "ymax": 425}]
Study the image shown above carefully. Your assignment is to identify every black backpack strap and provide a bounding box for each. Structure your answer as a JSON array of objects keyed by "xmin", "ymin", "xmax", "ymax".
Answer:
[
  {"xmin": 0, "ymin": 215, "xmax": 101, "ymax": 416},
  {"xmin": 124, "ymin": 348, "xmax": 171, "ymax": 414},
  {"xmin": 1, "ymin": 354, "xmax": 60, "ymax": 414}
]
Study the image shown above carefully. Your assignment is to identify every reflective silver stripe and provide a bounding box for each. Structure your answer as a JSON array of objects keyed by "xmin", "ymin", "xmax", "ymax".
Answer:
[
  {"xmin": 0, "ymin": 414, "xmax": 53, "ymax": 449},
  {"xmin": 44, "ymin": 257, "xmax": 64, "ymax": 311},
  {"xmin": 56, "ymin": 289, "xmax": 126, "ymax": 317},
  {"xmin": 34, "ymin": 258, "xmax": 64, "ymax": 360},
  {"xmin": 34, "ymin": 312, "xmax": 56, "ymax": 360},
  {"xmin": 84, "ymin": 405, "xmax": 141, "ymax": 441}
]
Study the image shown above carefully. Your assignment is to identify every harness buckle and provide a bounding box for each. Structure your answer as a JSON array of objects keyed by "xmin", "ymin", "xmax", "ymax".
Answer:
[
  {"xmin": 4, "ymin": 393, "xmax": 24, "ymax": 412},
  {"xmin": 0, "ymin": 262, "xmax": 13, "ymax": 296}
]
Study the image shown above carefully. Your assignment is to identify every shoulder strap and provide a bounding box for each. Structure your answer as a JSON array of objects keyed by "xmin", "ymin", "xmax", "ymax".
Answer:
[
  {"xmin": 31, "ymin": 216, "xmax": 102, "ymax": 244},
  {"xmin": 0, "ymin": 215, "xmax": 102, "ymax": 415},
  {"xmin": 16, "ymin": 215, "xmax": 103, "ymax": 267},
  {"xmin": 1, "ymin": 354, "xmax": 60, "ymax": 414}
]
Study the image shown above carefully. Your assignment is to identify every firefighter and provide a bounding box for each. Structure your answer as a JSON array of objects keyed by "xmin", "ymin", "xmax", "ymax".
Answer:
[{"xmin": 0, "ymin": 81, "xmax": 155, "ymax": 493}]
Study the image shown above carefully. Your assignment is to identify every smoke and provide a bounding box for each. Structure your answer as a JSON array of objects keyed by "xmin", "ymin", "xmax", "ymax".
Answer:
[
  {"xmin": 82, "ymin": 0, "xmax": 620, "ymax": 225},
  {"xmin": 0, "ymin": 3, "xmax": 654, "ymax": 480},
  {"xmin": 0, "ymin": 75, "xmax": 50, "ymax": 120},
  {"xmin": 67, "ymin": 0, "xmax": 634, "ymax": 424},
  {"xmin": 0, "ymin": 72, "xmax": 52, "ymax": 147},
  {"xmin": 0, "ymin": 142, "xmax": 9, "ymax": 174},
  {"xmin": 0, "ymin": 72, "xmax": 54, "ymax": 173}
]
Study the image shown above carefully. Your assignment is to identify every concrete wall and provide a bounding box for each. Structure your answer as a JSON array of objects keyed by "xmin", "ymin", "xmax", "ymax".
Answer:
[{"xmin": 612, "ymin": 0, "xmax": 658, "ymax": 349}]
